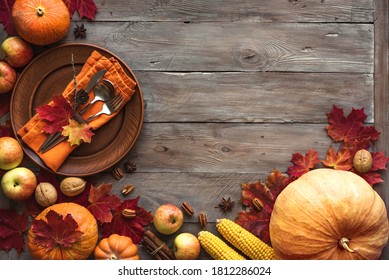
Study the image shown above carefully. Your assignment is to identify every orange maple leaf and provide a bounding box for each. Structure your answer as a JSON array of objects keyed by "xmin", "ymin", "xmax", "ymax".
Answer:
[{"xmin": 322, "ymin": 146, "xmax": 352, "ymax": 171}]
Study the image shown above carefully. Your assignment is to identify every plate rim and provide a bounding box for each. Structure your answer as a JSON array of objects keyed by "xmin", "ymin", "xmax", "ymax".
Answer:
[{"xmin": 10, "ymin": 43, "xmax": 144, "ymax": 177}]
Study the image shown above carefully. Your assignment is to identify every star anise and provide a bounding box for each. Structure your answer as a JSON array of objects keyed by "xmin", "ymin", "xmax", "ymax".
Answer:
[
  {"xmin": 215, "ymin": 197, "xmax": 235, "ymax": 212},
  {"xmin": 74, "ymin": 24, "xmax": 87, "ymax": 39},
  {"xmin": 124, "ymin": 161, "xmax": 137, "ymax": 173}
]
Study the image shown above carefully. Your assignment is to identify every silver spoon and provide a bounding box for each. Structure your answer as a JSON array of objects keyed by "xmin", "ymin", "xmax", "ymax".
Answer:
[{"xmin": 78, "ymin": 79, "xmax": 115, "ymax": 114}]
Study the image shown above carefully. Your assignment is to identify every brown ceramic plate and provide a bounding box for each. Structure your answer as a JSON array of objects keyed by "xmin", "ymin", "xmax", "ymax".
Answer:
[{"xmin": 10, "ymin": 43, "xmax": 144, "ymax": 176}]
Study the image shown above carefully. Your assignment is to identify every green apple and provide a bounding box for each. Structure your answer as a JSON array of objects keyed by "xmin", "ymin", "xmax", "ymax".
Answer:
[
  {"xmin": 153, "ymin": 204, "xmax": 184, "ymax": 235},
  {"xmin": 173, "ymin": 233, "xmax": 201, "ymax": 260},
  {"xmin": 0, "ymin": 137, "xmax": 23, "ymax": 170},
  {"xmin": 1, "ymin": 167, "xmax": 37, "ymax": 200}
]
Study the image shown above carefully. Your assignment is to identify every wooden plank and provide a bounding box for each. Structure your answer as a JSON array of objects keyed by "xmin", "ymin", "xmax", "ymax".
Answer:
[
  {"xmin": 137, "ymin": 72, "xmax": 373, "ymax": 123},
  {"xmin": 121, "ymin": 123, "xmax": 332, "ymax": 173},
  {"xmin": 89, "ymin": 0, "xmax": 374, "ymax": 23},
  {"xmin": 374, "ymin": 0, "xmax": 389, "ymax": 259},
  {"xmin": 62, "ymin": 22, "xmax": 373, "ymax": 73}
]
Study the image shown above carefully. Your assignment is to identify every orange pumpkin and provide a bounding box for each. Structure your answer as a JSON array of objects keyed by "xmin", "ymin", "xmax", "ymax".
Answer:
[
  {"xmin": 94, "ymin": 234, "xmax": 139, "ymax": 260},
  {"xmin": 269, "ymin": 169, "xmax": 389, "ymax": 260},
  {"xmin": 28, "ymin": 202, "xmax": 98, "ymax": 260},
  {"xmin": 12, "ymin": 0, "xmax": 70, "ymax": 45}
]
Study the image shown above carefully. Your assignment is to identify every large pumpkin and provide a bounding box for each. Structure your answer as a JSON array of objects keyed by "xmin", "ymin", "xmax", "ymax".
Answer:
[
  {"xmin": 12, "ymin": 0, "xmax": 70, "ymax": 46},
  {"xmin": 269, "ymin": 168, "xmax": 389, "ymax": 260},
  {"xmin": 28, "ymin": 202, "xmax": 98, "ymax": 260}
]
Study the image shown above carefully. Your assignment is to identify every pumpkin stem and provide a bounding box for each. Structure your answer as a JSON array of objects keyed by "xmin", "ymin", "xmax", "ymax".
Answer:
[
  {"xmin": 36, "ymin": 7, "xmax": 45, "ymax": 17},
  {"xmin": 339, "ymin": 237, "xmax": 356, "ymax": 253},
  {"xmin": 109, "ymin": 254, "xmax": 118, "ymax": 260}
]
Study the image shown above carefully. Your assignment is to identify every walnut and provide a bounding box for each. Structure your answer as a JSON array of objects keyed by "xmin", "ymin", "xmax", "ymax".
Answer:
[
  {"xmin": 353, "ymin": 149, "xmax": 373, "ymax": 173},
  {"xmin": 60, "ymin": 177, "xmax": 86, "ymax": 196},
  {"xmin": 35, "ymin": 182, "xmax": 58, "ymax": 207}
]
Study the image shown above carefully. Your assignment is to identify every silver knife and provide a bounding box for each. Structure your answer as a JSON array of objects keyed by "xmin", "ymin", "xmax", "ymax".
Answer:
[{"xmin": 38, "ymin": 69, "xmax": 108, "ymax": 152}]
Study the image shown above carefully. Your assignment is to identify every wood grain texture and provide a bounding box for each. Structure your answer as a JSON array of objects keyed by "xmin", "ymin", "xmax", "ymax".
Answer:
[
  {"xmin": 374, "ymin": 0, "xmax": 389, "ymax": 259},
  {"xmin": 87, "ymin": 0, "xmax": 374, "ymax": 23},
  {"xmin": 138, "ymin": 72, "xmax": 373, "ymax": 123},
  {"xmin": 122, "ymin": 123, "xmax": 332, "ymax": 173},
  {"xmin": 62, "ymin": 22, "xmax": 373, "ymax": 73}
]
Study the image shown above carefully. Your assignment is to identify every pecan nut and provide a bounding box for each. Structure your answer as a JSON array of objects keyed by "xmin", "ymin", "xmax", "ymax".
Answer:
[
  {"xmin": 252, "ymin": 198, "xmax": 264, "ymax": 211},
  {"xmin": 112, "ymin": 167, "xmax": 124, "ymax": 180},
  {"xmin": 198, "ymin": 212, "xmax": 207, "ymax": 228},
  {"xmin": 122, "ymin": 208, "xmax": 136, "ymax": 218},
  {"xmin": 181, "ymin": 201, "xmax": 194, "ymax": 216},
  {"xmin": 121, "ymin": 184, "xmax": 134, "ymax": 196}
]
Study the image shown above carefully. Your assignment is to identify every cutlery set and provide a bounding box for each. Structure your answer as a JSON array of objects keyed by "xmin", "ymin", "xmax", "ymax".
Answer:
[{"xmin": 38, "ymin": 70, "xmax": 124, "ymax": 153}]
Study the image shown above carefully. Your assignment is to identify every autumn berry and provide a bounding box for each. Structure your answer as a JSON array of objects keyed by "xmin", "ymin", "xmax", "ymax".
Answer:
[{"xmin": 353, "ymin": 149, "xmax": 373, "ymax": 173}]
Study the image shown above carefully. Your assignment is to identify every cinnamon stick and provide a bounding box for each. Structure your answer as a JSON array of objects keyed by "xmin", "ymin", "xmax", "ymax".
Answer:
[{"xmin": 142, "ymin": 228, "xmax": 176, "ymax": 260}]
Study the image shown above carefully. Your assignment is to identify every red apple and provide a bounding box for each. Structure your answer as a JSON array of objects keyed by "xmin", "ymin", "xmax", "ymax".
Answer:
[
  {"xmin": 0, "ymin": 137, "xmax": 24, "ymax": 170},
  {"xmin": 1, "ymin": 167, "xmax": 37, "ymax": 201},
  {"xmin": 153, "ymin": 204, "xmax": 184, "ymax": 235},
  {"xmin": 173, "ymin": 232, "xmax": 201, "ymax": 260},
  {"xmin": 1, "ymin": 36, "xmax": 33, "ymax": 68},
  {"xmin": 0, "ymin": 61, "xmax": 17, "ymax": 94}
]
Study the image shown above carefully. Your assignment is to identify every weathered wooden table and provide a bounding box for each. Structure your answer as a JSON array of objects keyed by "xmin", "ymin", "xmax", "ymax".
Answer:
[{"xmin": 1, "ymin": 0, "xmax": 388, "ymax": 259}]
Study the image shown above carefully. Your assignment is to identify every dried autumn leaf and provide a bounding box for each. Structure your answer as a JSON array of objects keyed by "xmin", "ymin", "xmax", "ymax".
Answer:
[
  {"xmin": 370, "ymin": 152, "xmax": 389, "ymax": 172},
  {"xmin": 31, "ymin": 210, "xmax": 83, "ymax": 250},
  {"xmin": 0, "ymin": 93, "xmax": 11, "ymax": 118},
  {"xmin": 62, "ymin": 119, "xmax": 94, "ymax": 146},
  {"xmin": 87, "ymin": 183, "xmax": 121, "ymax": 223},
  {"xmin": 36, "ymin": 95, "xmax": 74, "ymax": 134},
  {"xmin": 322, "ymin": 146, "xmax": 352, "ymax": 171},
  {"xmin": 62, "ymin": 0, "xmax": 97, "ymax": 19},
  {"xmin": 326, "ymin": 105, "xmax": 380, "ymax": 146},
  {"xmin": 100, "ymin": 196, "xmax": 153, "ymax": 244},
  {"xmin": 236, "ymin": 169, "xmax": 290, "ymax": 244},
  {"xmin": 0, "ymin": 0, "xmax": 16, "ymax": 34},
  {"xmin": 0, "ymin": 209, "xmax": 28, "ymax": 254},
  {"xmin": 286, "ymin": 148, "xmax": 320, "ymax": 178}
]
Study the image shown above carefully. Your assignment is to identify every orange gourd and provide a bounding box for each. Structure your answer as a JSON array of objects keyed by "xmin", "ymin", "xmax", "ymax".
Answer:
[
  {"xmin": 12, "ymin": 0, "xmax": 70, "ymax": 46},
  {"xmin": 269, "ymin": 169, "xmax": 389, "ymax": 260},
  {"xmin": 94, "ymin": 234, "xmax": 139, "ymax": 260},
  {"xmin": 27, "ymin": 202, "xmax": 98, "ymax": 260}
]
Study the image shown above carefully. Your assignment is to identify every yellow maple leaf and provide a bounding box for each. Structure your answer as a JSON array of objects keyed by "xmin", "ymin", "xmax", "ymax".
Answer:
[{"xmin": 62, "ymin": 119, "xmax": 94, "ymax": 146}]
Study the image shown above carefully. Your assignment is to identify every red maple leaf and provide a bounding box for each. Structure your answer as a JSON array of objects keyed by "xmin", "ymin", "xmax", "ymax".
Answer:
[
  {"xmin": 100, "ymin": 196, "xmax": 153, "ymax": 244},
  {"xmin": 62, "ymin": 0, "xmax": 97, "ymax": 19},
  {"xmin": 235, "ymin": 169, "xmax": 290, "ymax": 244},
  {"xmin": 322, "ymin": 146, "xmax": 353, "ymax": 171},
  {"xmin": 87, "ymin": 183, "xmax": 121, "ymax": 224},
  {"xmin": 0, "ymin": 93, "xmax": 11, "ymax": 118},
  {"xmin": 0, "ymin": 209, "xmax": 28, "ymax": 254},
  {"xmin": 286, "ymin": 148, "xmax": 320, "ymax": 178},
  {"xmin": 31, "ymin": 210, "xmax": 83, "ymax": 250},
  {"xmin": 326, "ymin": 105, "xmax": 380, "ymax": 146},
  {"xmin": 0, "ymin": 0, "xmax": 16, "ymax": 34},
  {"xmin": 36, "ymin": 95, "xmax": 74, "ymax": 134}
]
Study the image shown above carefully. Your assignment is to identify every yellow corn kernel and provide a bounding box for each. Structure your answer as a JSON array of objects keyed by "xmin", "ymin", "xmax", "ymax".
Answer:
[
  {"xmin": 216, "ymin": 218, "xmax": 276, "ymax": 260},
  {"xmin": 198, "ymin": 231, "xmax": 246, "ymax": 260}
]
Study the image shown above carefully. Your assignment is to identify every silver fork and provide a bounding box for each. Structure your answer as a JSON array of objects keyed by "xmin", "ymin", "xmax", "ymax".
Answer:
[
  {"xmin": 40, "ymin": 94, "xmax": 125, "ymax": 153},
  {"xmin": 85, "ymin": 93, "xmax": 124, "ymax": 122}
]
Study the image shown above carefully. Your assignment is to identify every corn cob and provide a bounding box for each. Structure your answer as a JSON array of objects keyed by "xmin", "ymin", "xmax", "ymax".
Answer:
[
  {"xmin": 198, "ymin": 231, "xmax": 246, "ymax": 260},
  {"xmin": 216, "ymin": 218, "xmax": 276, "ymax": 260}
]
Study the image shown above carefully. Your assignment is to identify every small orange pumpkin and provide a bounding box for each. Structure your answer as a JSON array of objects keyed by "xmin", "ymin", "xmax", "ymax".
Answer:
[
  {"xmin": 12, "ymin": 0, "xmax": 70, "ymax": 45},
  {"xmin": 27, "ymin": 202, "xmax": 98, "ymax": 260},
  {"xmin": 94, "ymin": 234, "xmax": 139, "ymax": 260}
]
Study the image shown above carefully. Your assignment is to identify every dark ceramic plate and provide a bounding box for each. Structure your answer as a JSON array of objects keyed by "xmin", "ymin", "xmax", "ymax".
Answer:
[{"xmin": 10, "ymin": 43, "xmax": 144, "ymax": 176}]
